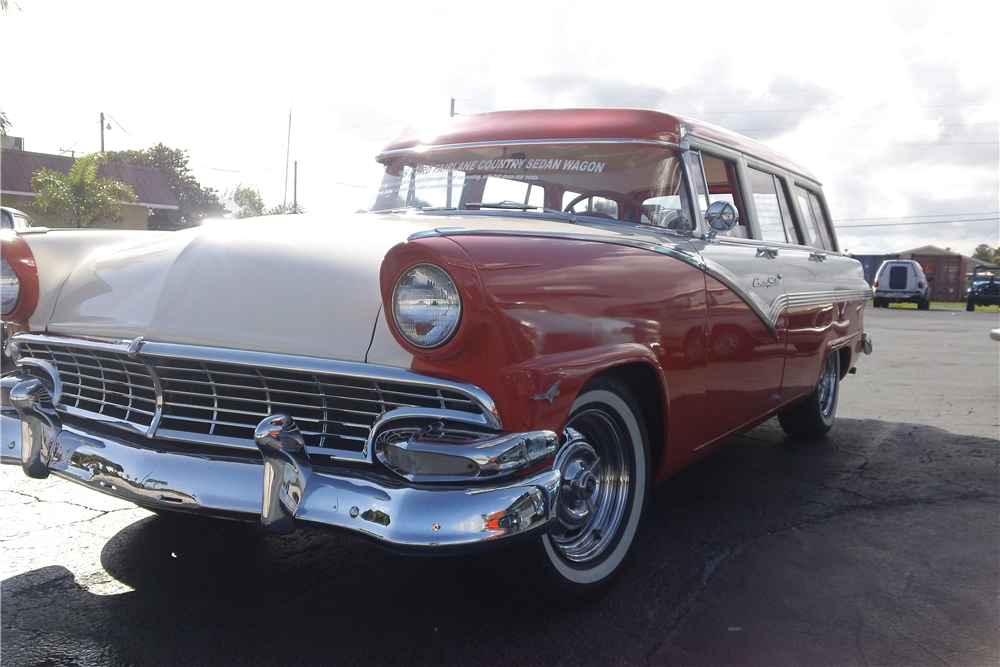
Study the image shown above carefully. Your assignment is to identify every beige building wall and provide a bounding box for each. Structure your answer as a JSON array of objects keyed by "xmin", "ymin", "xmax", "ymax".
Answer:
[{"xmin": 1, "ymin": 193, "xmax": 150, "ymax": 229}]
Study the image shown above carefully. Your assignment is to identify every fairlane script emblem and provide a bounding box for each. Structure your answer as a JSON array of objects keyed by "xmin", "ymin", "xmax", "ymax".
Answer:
[
  {"xmin": 752, "ymin": 275, "xmax": 782, "ymax": 288},
  {"xmin": 532, "ymin": 381, "xmax": 562, "ymax": 403}
]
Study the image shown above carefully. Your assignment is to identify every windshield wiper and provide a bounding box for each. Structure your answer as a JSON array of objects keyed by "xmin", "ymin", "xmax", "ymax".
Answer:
[{"xmin": 467, "ymin": 201, "xmax": 578, "ymax": 223}]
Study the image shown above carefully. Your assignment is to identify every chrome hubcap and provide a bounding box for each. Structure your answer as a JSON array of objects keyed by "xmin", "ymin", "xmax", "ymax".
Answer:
[
  {"xmin": 817, "ymin": 354, "xmax": 838, "ymax": 417},
  {"xmin": 550, "ymin": 411, "xmax": 630, "ymax": 564}
]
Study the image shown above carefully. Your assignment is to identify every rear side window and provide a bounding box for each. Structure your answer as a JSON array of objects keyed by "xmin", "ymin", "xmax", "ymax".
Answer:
[
  {"xmin": 747, "ymin": 167, "xmax": 798, "ymax": 244},
  {"xmin": 794, "ymin": 186, "xmax": 834, "ymax": 250}
]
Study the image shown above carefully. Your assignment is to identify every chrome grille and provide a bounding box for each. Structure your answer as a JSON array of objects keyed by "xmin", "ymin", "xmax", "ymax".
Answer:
[
  {"xmin": 16, "ymin": 340, "xmax": 486, "ymax": 458},
  {"xmin": 18, "ymin": 342, "xmax": 157, "ymax": 430}
]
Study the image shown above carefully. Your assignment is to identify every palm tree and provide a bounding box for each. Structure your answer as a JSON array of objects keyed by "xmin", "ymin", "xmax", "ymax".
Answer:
[{"xmin": 30, "ymin": 152, "xmax": 137, "ymax": 228}]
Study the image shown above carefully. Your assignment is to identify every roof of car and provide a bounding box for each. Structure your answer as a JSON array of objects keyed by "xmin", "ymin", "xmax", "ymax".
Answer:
[{"xmin": 378, "ymin": 108, "xmax": 818, "ymax": 181}]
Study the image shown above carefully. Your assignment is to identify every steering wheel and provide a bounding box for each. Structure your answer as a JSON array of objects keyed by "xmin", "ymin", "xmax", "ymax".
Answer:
[{"xmin": 563, "ymin": 191, "xmax": 645, "ymax": 220}]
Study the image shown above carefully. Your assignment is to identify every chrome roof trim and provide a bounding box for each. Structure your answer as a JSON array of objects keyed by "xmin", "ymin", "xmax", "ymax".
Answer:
[{"xmin": 376, "ymin": 137, "xmax": 685, "ymax": 161}]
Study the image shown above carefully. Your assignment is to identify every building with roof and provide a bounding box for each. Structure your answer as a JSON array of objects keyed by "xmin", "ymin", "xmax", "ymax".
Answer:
[
  {"xmin": 854, "ymin": 245, "xmax": 990, "ymax": 302},
  {"xmin": 0, "ymin": 146, "xmax": 179, "ymax": 229},
  {"xmin": 898, "ymin": 246, "xmax": 986, "ymax": 303}
]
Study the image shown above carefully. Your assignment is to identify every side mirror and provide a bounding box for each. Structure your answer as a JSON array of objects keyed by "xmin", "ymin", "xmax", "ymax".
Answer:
[
  {"xmin": 704, "ymin": 201, "xmax": 738, "ymax": 241},
  {"xmin": 926, "ymin": 275, "xmax": 934, "ymax": 283}
]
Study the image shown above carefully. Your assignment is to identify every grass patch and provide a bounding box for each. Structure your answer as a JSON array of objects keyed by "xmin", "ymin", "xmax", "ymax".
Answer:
[{"xmin": 870, "ymin": 300, "xmax": 1000, "ymax": 312}]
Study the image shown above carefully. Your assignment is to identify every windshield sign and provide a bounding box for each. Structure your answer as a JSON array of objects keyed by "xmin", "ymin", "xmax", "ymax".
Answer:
[{"xmin": 373, "ymin": 143, "xmax": 691, "ymax": 229}]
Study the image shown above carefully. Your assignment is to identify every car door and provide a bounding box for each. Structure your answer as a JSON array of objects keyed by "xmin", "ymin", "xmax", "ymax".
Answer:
[
  {"xmin": 743, "ymin": 166, "xmax": 870, "ymax": 401},
  {"xmin": 685, "ymin": 149, "xmax": 788, "ymax": 442}
]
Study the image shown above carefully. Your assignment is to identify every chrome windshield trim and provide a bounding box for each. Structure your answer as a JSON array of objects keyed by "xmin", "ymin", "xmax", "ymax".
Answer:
[{"xmin": 376, "ymin": 137, "xmax": 685, "ymax": 162}]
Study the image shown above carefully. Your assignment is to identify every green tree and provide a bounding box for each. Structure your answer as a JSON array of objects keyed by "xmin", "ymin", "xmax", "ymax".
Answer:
[
  {"xmin": 971, "ymin": 244, "xmax": 1000, "ymax": 265},
  {"xmin": 232, "ymin": 184, "xmax": 266, "ymax": 218},
  {"xmin": 30, "ymin": 152, "xmax": 137, "ymax": 228},
  {"xmin": 264, "ymin": 202, "xmax": 307, "ymax": 215},
  {"xmin": 106, "ymin": 144, "xmax": 226, "ymax": 229},
  {"xmin": 232, "ymin": 184, "xmax": 305, "ymax": 218}
]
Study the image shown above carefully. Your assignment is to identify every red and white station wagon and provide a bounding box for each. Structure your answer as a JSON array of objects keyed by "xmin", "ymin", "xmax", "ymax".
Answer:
[{"xmin": 1, "ymin": 108, "xmax": 872, "ymax": 604}]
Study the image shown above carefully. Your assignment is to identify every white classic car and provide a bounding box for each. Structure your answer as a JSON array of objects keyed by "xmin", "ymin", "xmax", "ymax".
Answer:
[{"xmin": 1, "ymin": 109, "xmax": 872, "ymax": 605}]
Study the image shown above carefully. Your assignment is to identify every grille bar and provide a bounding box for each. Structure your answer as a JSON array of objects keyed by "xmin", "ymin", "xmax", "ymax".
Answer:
[{"xmin": 15, "ymin": 338, "xmax": 494, "ymax": 459}]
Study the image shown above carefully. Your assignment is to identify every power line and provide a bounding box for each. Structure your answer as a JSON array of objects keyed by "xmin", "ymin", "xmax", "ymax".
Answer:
[
  {"xmin": 835, "ymin": 212, "xmax": 998, "ymax": 222},
  {"xmin": 838, "ymin": 217, "xmax": 999, "ymax": 228}
]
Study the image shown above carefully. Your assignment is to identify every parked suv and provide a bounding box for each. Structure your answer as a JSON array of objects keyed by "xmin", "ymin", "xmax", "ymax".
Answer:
[
  {"xmin": 872, "ymin": 259, "xmax": 931, "ymax": 309},
  {"xmin": 966, "ymin": 265, "xmax": 1000, "ymax": 311}
]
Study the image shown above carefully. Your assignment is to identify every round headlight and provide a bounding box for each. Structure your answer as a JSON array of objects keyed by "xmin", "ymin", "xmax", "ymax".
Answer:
[
  {"xmin": 1, "ymin": 257, "xmax": 20, "ymax": 316},
  {"xmin": 392, "ymin": 263, "xmax": 461, "ymax": 349}
]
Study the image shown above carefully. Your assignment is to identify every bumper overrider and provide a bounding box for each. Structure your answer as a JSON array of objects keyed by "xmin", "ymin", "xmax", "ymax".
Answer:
[{"xmin": 0, "ymin": 370, "xmax": 573, "ymax": 553}]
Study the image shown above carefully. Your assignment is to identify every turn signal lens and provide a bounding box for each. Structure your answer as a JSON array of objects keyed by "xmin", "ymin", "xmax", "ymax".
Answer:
[
  {"xmin": 381, "ymin": 443, "xmax": 478, "ymax": 477},
  {"xmin": 391, "ymin": 263, "xmax": 461, "ymax": 348},
  {"xmin": 1, "ymin": 257, "xmax": 19, "ymax": 315}
]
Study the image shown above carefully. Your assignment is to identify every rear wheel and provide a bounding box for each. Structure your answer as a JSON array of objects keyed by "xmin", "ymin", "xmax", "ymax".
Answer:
[
  {"xmin": 503, "ymin": 375, "xmax": 649, "ymax": 607},
  {"xmin": 778, "ymin": 351, "xmax": 840, "ymax": 438},
  {"xmin": 918, "ymin": 298, "xmax": 930, "ymax": 310}
]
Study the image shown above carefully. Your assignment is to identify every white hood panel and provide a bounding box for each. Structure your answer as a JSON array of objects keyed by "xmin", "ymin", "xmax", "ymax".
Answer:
[{"xmin": 46, "ymin": 216, "xmax": 432, "ymax": 362}]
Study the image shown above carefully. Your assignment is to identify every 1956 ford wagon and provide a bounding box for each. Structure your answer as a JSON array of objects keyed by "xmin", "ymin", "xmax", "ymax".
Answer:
[{"xmin": 0, "ymin": 108, "xmax": 872, "ymax": 604}]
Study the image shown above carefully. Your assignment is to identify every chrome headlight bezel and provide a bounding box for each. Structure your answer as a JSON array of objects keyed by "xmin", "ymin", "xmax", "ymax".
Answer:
[
  {"xmin": 391, "ymin": 263, "xmax": 462, "ymax": 349},
  {"xmin": 1, "ymin": 256, "xmax": 20, "ymax": 316}
]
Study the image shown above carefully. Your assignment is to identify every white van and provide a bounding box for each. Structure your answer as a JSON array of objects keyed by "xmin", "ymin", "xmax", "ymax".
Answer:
[{"xmin": 872, "ymin": 260, "xmax": 931, "ymax": 309}]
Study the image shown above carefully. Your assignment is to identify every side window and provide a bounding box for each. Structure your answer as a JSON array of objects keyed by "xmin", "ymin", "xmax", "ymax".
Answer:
[
  {"xmin": 794, "ymin": 186, "xmax": 834, "ymax": 250},
  {"xmin": 1, "ymin": 209, "xmax": 12, "ymax": 229},
  {"xmin": 747, "ymin": 167, "xmax": 798, "ymax": 244},
  {"xmin": 691, "ymin": 152, "xmax": 748, "ymax": 238}
]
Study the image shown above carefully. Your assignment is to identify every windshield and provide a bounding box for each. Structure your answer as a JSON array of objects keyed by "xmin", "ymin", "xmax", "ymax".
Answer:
[{"xmin": 373, "ymin": 143, "xmax": 692, "ymax": 230}]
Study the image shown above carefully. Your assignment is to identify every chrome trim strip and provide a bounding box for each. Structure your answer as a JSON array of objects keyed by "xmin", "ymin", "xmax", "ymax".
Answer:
[
  {"xmin": 376, "ymin": 137, "xmax": 685, "ymax": 161},
  {"xmin": 408, "ymin": 227, "xmax": 707, "ymax": 273}
]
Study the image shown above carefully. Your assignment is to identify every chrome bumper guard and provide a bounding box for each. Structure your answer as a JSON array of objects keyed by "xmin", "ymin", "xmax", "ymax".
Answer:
[{"xmin": 0, "ymin": 375, "xmax": 562, "ymax": 552}]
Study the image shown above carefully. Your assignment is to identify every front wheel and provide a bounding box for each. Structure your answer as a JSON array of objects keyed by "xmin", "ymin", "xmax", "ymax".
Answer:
[
  {"xmin": 502, "ymin": 375, "xmax": 649, "ymax": 607},
  {"xmin": 778, "ymin": 351, "xmax": 840, "ymax": 438},
  {"xmin": 966, "ymin": 300, "xmax": 976, "ymax": 312}
]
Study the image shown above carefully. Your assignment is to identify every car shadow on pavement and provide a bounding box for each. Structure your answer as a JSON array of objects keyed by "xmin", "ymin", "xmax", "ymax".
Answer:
[{"xmin": 2, "ymin": 418, "xmax": 998, "ymax": 667}]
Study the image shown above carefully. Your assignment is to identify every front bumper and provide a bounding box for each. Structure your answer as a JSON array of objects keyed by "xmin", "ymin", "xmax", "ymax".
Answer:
[{"xmin": 0, "ymin": 378, "xmax": 562, "ymax": 553}]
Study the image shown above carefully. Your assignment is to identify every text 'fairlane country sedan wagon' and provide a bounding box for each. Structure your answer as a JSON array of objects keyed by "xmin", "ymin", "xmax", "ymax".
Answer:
[{"xmin": 0, "ymin": 108, "xmax": 873, "ymax": 605}]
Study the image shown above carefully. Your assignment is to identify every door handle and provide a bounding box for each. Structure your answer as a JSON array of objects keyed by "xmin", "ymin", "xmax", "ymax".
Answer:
[{"xmin": 756, "ymin": 246, "xmax": 779, "ymax": 259}]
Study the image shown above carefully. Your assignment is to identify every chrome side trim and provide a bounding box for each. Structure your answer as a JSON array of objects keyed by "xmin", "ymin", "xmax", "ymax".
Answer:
[
  {"xmin": 376, "ymin": 137, "xmax": 685, "ymax": 161},
  {"xmin": 408, "ymin": 227, "xmax": 707, "ymax": 273}
]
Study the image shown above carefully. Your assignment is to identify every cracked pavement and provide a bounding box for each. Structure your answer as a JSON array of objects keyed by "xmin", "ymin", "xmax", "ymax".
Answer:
[{"xmin": 1, "ymin": 307, "xmax": 997, "ymax": 666}]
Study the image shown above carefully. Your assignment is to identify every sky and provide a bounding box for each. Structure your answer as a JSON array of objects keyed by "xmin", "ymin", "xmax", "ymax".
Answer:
[{"xmin": 2, "ymin": 0, "xmax": 997, "ymax": 257}]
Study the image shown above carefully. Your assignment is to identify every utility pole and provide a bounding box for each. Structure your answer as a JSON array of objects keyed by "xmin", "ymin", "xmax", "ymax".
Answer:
[
  {"xmin": 293, "ymin": 161, "xmax": 298, "ymax": 210},
  {"xmin": 100, "ymin": 112, "xmax": 105, "ymax": 152},
  {"xmin": 283, "ymin": 106, "xmax": 292, "ymax": 210}
]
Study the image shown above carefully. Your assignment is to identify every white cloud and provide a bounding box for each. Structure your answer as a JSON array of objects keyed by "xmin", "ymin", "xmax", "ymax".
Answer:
[{"xmin": 3, "ymin": 0, "xmax": 996, "ymax": 253}]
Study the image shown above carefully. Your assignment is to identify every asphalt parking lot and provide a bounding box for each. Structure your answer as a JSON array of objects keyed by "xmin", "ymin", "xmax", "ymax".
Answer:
[{"xmin": 1, "ymin": 306, "xmax": 997, "ymax": 667}]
